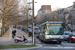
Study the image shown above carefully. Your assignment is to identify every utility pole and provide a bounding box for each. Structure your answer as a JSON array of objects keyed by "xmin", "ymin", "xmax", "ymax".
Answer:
[{"xmin": 32, "ymin": 0, "xmax": 35, "ymax": 45}]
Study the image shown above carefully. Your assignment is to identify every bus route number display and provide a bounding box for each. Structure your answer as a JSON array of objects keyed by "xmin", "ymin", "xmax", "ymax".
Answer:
[{"xmin": 51, "ymin": 24, "xmax": 61, "ymax": 25}]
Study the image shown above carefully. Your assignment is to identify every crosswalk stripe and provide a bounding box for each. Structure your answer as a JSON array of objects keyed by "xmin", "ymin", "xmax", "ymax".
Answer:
[
  {"xmin": 43, "ymin": 47, "xmax": 75, "ymax": 49},
  {"xmin": 57, "ymin": 45, "xmax": 62, "ymax": 47}
]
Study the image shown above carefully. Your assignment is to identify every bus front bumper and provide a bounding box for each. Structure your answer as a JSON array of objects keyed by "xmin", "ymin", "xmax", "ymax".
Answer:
[{"xmin": 44, "ymin": 38, "xmax": 64, "ymax": 42}]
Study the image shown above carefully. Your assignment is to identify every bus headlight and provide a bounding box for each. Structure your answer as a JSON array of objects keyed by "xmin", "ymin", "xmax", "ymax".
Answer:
[
  {"xmin": 45, "ymin": 32, "xmax": 47, "ymax": 34},
  {"xmin": 45, "ymin": 35, "xmax": 50, "ymax": 39},
  {"xmin": 60, "ymin": 36, "xmax": 64, "ymax": 39}
]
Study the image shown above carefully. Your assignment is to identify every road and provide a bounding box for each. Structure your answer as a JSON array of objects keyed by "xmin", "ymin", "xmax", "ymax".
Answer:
[
  {"xmin": 0, "ymin": 29, "xmax": 75, "ymax": 50},
  {"xmin": 27, "ymin": 41, "xmax": 75, "ymax": 50},
  {"xmin": 28, "ymin": 38, "xmax": 75, "ymax": 50}
]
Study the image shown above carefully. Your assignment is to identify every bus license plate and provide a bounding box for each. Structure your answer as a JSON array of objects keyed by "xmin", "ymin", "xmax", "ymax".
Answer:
[{"xmin": 52, "ymin": 40, "xmax": 57, "ymax": 41}]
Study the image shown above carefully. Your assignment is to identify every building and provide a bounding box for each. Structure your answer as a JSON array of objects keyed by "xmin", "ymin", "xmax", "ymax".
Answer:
[
  {"xmin": 41, "ymin": 5, "xmax": 51, "ymax": 11},
  {"xmin": 38, "ymin": 5, "xmax": 52, "ymax": 14}
]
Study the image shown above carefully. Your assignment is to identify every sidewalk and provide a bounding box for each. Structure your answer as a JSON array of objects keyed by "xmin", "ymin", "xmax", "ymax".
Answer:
[{"xmin": 0, "ymin": 30, "xmax": 11, "ymax": 41}]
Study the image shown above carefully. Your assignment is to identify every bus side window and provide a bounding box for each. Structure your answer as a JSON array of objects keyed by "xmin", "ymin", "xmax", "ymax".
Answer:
[
  {"xmin": 41, "ymin": 25, "xmax": 45, "ymax": 34},
  {"xmin": 43, "ymin": 25, "xmax": 45, "ymax": 29},
  {"xmin": 40, "ymin": 26, "xmax": 43, "ymax": 33}
]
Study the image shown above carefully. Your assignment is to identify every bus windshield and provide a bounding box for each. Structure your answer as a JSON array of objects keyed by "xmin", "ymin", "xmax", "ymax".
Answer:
[{"xmin": 45, "ymin": 24, "xmax": 64, "ymax": 35}]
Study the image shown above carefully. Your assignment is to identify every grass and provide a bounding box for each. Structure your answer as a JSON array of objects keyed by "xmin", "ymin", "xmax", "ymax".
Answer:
[{"xmin": 0, "ymin": 44, "xmax": 37, "ymax": 49}]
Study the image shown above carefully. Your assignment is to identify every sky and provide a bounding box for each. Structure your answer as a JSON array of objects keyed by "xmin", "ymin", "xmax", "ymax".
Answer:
[{"xmin": 20, "ymin": 0, "xmax": 75, "ymax": 16}]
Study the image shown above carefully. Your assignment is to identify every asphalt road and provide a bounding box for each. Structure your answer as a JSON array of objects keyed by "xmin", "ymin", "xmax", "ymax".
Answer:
[
  {"xmin": 0, "ymin": 29, "xmax": 75, "ymax": 50},
  {"xmin": 8, "ymin": 29, "xmax": 75, "ymax": 50},
  {"xmin": 28, "ymin": 39, "xmax": 75, "ymax": 50}
]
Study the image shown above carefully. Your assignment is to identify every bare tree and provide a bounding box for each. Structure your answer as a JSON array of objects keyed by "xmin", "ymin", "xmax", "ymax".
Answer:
[
  {"xmin": 35, "ymin": 14, "xmax": 43, "ymax": 24},
  {"xmin": 0, "ymin": 0, "xmax": 20, "ymax": 36}
]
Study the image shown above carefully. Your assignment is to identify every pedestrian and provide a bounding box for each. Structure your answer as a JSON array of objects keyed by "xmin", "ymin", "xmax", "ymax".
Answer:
[{"xmin": 12, "ymin": 29, "xmax": 16, "ymax": 38}]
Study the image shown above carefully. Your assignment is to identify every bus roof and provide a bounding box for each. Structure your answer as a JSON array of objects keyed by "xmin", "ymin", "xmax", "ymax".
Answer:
[
  {"xmin": 40, "ymin": 21, "xmax": 63, "ymax": 26},
  {"xmin": 45, "ymin": 21, "xmax": 63, "ymax": 23}
]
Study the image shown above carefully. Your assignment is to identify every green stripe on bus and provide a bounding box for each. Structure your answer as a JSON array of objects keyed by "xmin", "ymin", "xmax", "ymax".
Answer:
[{"xmin": 46, "ymin": 35, "xmax": 62, "ymax": 36}]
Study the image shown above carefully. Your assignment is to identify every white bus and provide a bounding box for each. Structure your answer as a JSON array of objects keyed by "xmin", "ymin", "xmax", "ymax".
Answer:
[{"xmin": 39, "ymin": 21, "xmax": 64, "ymax": 43}]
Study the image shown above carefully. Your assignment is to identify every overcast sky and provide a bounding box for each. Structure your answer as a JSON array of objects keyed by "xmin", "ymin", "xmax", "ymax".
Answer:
[{"xmin": 20, "ymin": 0, "xmax": 75, "ymax": 16}]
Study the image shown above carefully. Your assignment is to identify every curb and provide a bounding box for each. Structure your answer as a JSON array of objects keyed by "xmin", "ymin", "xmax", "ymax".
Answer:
[{"xmin": 0, "ymin": 44, "xmax": 43, "ymax": 50}]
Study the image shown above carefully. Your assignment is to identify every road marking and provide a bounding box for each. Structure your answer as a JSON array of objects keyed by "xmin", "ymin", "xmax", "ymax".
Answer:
[
  {"xmin": 57, "ymin": 45, "xmax": 62, "ymax": 47},
  {"xmin": 43, "ymin": 47, "xmax": 75, "ymax": 49}
]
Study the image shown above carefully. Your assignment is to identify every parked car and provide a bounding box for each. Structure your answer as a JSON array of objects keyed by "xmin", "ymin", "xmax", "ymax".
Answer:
[
  {"xmin": 28, "ymin": 26, "xmax": 40, "ymax": 37},
  {"xmin": 34, "ymin": 27, "xmax": 40, "ymax": 34},
  {"xmin": 21, "ymin": 26, "xmax": 26, "ymax": 31},
  {"xmin": 17, "ymin": 25, "xmax": 23, "ymax": 29},
  {"xmin": 68, "ymin": 32, "xmax": 75, "ymax": 43},
  {"xmin": 64, "ymin": 31, "xmax": 71, "ymax": 40},
  {"xmin": 27, "ymin": 26, "xmax": 32, "ymax": 31},
  {"xmin": 13, "ymin": 25, "xmax": 16, "ymax": 28}
]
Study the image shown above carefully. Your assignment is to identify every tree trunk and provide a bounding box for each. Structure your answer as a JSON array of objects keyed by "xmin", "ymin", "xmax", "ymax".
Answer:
[
  {"xmin": 1, "ymin": 22, "xmax": 5, "ymax": 36},
  {"xmin": 5, "ymin": 24, "xmax": 9, "ymax": 33}
]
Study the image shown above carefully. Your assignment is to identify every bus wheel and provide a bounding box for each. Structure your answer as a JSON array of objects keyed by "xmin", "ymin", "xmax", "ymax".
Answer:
[
  {"xmin": 59, "ymin": 41, "xmax": 61, "ymax": 44},
  {"xmin": 44, "ymin": 41, "xmax": 46, "ymax": 43}
]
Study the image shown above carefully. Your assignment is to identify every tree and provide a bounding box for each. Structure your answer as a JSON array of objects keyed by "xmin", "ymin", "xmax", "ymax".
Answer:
[
  {"xmin": 35, "ymin": 14, "xmax": 43, "ymax": 24},
  {"xmin": 0, "ymin": 0, "xmax": 20, "ymax": 36}
]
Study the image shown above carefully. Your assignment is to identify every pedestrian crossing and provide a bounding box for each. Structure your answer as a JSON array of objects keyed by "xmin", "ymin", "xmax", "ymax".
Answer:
[
  {"xmin": 39, "ymin": 42, "xmax": 75, "ymax": 49},
  {"xmin": 43, "ymin": 47, "xmax": 75, "ymax": 49}
]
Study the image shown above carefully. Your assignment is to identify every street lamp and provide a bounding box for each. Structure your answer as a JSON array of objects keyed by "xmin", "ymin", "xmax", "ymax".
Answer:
[
  {"xmin": 28, "ymin": 0, "xmax": 37, "ymax": 45},
  {"xmin": 32, "ymin": 0, "xmax": 35, "ymax": 45},
  {"xmin": 32, "ymin": 0, "xmax": 37, "ymax": 45}
]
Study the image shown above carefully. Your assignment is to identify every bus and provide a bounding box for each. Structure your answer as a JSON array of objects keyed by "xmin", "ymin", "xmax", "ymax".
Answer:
[{"xmin": 39, "ymin": 21, "xmax": 64, "ymax": 43}]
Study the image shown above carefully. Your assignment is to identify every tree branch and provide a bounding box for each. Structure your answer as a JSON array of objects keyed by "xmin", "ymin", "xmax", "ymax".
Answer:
[{"xmin": 4, "ymin": 0, "xmax": 20, "ymax": 15}]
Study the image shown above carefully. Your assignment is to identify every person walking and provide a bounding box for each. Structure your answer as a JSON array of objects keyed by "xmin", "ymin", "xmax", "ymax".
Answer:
[{"xmin": 12, "ymin": 29, "xmax": 16, "ymax": 38}]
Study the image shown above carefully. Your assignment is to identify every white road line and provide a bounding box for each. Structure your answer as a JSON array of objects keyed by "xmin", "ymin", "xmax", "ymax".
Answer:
[
  {"xmin": 57, "ymin": 45, "xmax": 62, "ymax": 48},
  {"xmin": 43, "ymin": 47, "xmax": 75, "ymax": 49}
]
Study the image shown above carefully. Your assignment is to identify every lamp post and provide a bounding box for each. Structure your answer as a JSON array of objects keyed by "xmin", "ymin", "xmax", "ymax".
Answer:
[
  {"xmin": 28, "ymin": 0, "xmax": 36, "ymax": 45},
  {"xmin": 32, "ymin": 0, "xmax": 35, "ymax": 45}
]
